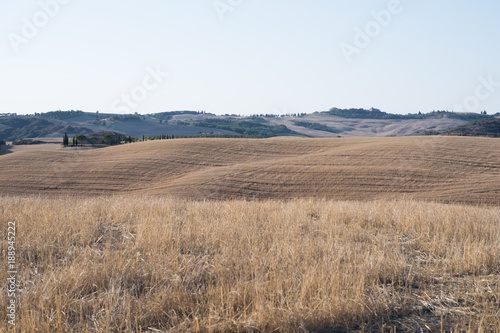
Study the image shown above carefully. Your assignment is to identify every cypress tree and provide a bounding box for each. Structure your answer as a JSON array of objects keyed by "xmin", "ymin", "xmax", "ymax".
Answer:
[{"xmin": 63, "ymin": 132, "xmax": 69, "ymax": 146}]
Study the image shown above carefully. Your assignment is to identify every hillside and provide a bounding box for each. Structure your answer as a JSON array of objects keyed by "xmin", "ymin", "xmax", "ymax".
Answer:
[
  {"xmin": 446, "ymin": 118, "xmax": 500, "ymax": 137},
  {"xmin": 266, "ymin": 113, "xmax": 469, "ymax": 137},
  {"xmin": 0, "ymin": 113, "xmax": 239, "ymax": 141},
  {"xmin": 1, "ymin": 136, "xmax": 499, "ymax": 204},
  {"xmin": 1, "ymin": 109, "xmax": 496, "ymax": 141}
]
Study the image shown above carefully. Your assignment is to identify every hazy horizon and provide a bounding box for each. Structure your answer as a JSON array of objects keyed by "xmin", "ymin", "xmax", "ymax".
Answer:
[
  {"xmin": 2, "ymin": 1, "xmax": 500, "ymax": 116},
  {"xmin": 1, "ymin": 107, "xmax": 494, "ymax": 117}
]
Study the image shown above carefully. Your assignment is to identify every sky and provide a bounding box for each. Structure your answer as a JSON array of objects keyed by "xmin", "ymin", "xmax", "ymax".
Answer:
[{"xmin": 1, "ymin": 0, "xmax": 500, "ymax": 116}]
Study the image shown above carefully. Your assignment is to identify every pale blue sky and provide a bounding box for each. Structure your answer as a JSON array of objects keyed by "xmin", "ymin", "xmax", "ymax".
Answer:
[{"xmin": 1, "ymin": 1, "xmax": 499, "ymax": 115}]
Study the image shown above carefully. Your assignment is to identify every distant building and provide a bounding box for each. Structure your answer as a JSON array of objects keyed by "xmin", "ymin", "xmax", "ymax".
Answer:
[{"xmin": 88, "ymin": 131, "xmax": 125, "ymax": 144}]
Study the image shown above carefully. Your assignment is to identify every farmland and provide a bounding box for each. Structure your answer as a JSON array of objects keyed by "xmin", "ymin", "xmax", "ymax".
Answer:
[
  {"xmin": 1, "ymin": 197, "xmax": 499, "ymax": 332},
  {"xmin": 0, "ymin": 136, "xmax": 500, "ymax": 204},
  {"xmin": 1, "ymin": 136, "xmax": 499, "ymax": 332}
]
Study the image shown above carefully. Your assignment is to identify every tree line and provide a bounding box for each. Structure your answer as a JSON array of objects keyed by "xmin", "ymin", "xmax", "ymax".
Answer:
[{"xmin": 62, "ymin": 132, "xmax": 251, "ymax": 147}]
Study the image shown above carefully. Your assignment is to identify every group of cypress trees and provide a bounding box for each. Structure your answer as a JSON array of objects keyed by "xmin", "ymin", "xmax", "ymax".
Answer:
[
  {"xmin": 63, "ymin": 132, "xmax": 249, "ymax": 147},
  {"xmin": 62, "ymin": 133, "xmax": 79, "ymax": 146}
]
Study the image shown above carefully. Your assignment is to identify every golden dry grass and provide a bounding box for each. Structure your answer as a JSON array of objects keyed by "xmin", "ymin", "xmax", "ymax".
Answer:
[
  {"xmin": 0, "ymin": 136, "xmax": 499, "ymax": 204},
  {"xmin": 1, "ymin": 196, "xmax": 499, "ymax": 332}
]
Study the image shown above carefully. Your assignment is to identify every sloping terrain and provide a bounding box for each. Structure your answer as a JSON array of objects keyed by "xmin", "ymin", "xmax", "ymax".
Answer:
[
  {"xmin": 446, "ymin": 118, "xmax": 500, "ymax": 137},
  {"xmin": 1, "ymin": 136, "xmax": 499, "ymax": 204},
  {"xmin": 268, "ymin": 114, "xmax": 469, "ymax": 137},
  {"xmin": 0, "ymin": 114, "xmax": 240, "ymax": 141},
  {"xmin": 3, "ymin": 109, "xmax": 496, "ymax": 141},
  {"xmin": 0, "ymin": 117, "xmax": 93, "ymax": 141}
]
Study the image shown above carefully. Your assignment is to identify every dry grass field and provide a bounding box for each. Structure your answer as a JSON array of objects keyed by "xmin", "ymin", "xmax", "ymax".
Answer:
[
  {"xmin": 1, "ymin": 136, "xmax": 499, "ymax": 332},
  {"xmin": 0, "ymin": 197, "xmax": 499, "ymax": 332},
  {"xmin": 0, "ymin": 136, "xmax": 499, "ymax": 204}
]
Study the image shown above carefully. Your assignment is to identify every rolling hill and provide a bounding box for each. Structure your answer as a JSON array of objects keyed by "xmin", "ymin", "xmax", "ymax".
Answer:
[
  {"xmin": 446, "ymin": 118, "xmax": 500, "ymax": 137},
  {"xmin": 2, "ymin": 109, "xmax": 497, "ymax": 141},
  {"xmin": 1, "ymin": 136, "xmax": 499, "ymax": 204}
]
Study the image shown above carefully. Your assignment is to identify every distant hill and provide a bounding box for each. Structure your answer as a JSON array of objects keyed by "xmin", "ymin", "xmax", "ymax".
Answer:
[
  {"xmin": 0, "ymin": 111, "xmax": 241, "ymax": 141},
  {"xmin": 445, "ymin": 118, "xmax": 500, "ymax": 137},
  {"xmin": 325, "ymin": 108, "xmax": 492, "ymax": 121},
  {"xmin": 0, "ymin": 117, "xmax": 92, "ymax": 141},
  {"xmin": 0, "ymin": 108, "xmax": 496, "ymax": 141}
]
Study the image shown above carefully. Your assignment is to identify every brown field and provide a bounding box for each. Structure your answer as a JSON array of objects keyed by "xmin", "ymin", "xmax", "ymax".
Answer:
[
  {"xmin": 1, "ymin": 136, "xmax": 499, "ymax": 332},
  {"xmin": 0, "ymin": 136, "xmax": 499, "ymax": 204},
  {"xmin": 0, "ymin": 197, "xmax": 499, "ymax": 332}
]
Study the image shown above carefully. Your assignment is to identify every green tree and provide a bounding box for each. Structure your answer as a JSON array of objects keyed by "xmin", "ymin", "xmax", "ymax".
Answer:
[
  {"xmin": 103, "ymin": 135, "xmax": 112, "ymax": 145},
  {"xmin": 75, "ymin": 134, "xmax": 87, "ymax": 146},
  {"xmin": 63, "ymin": 132, "xmax": 69, "ymax": 146},
  {"xmin": 88, "ymin": 137, "xmax": 97, "ymax": 145}
]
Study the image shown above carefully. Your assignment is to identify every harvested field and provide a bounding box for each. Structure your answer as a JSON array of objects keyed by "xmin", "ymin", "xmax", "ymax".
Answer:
[
  {"xmin": 1, "ymin": 136, "xmax": 499, "ymax": 331},
  {"xmin": 0, "ymin": 136, "xmax": 499, "ymax": 204}
]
